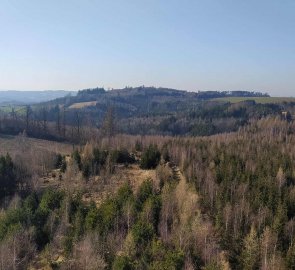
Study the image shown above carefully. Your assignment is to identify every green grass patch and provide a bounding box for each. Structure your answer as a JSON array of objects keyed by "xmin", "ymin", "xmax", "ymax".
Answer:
[
  {"xmin": 211, "ymin": 96, "xmax": 295, "ymax": 104},
  {"xmin": 0, "ymin": 105, "xmax": 26, "ymax": 115}
]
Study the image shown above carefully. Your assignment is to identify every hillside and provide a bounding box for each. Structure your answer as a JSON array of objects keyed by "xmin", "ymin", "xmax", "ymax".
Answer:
[
  {"xmin": 1, "ymin": 87, "xmax": 295, "ymax": 141},
  {"xmin": 30, "ymin": 87, "xmax": 295, "ymax": 138}
]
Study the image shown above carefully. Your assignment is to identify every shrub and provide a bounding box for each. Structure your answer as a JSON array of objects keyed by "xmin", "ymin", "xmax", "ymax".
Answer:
[
  {"xmin": 111, "ymin": 149, "xmax": 135, "ymax": 164},
  {"xmin": 72, "ymin": 150, "xmax": 82, "ymax": 170},
  {"xmin": 98, "ymin": 199, "xmax": 118, "ymax": 234},
  {"xmin": 55, "ymin": 154, "xmax": 63, "ymax": 169},
  {"xmin": 135, "ymin": 141, "xmax": 142, "ymax": 152},
  {"xmin": 113, "ymin": 256, "xmax": 134, "ymax": 270},
  {"xmin": 141, "ymin": 195, "xmax": 162, "ymax": 230},
  {"xmin": 0, "ymin": 154, "xmax": 17, "ymax": 199},
  {"xmin": 136, "ymin": 180, "xmax": 153, "ymax": 210},
  {"xmin": 116, "ymin": 183, "xmax": 134, "ymax": 209},
  {"xmin": 140, "ymin": 145, "xmax": 161, "ymax": 169},
  {"xmin": 60, "ymin": 156, "xmax": 67, "ymax": 173},
  {"xmin": 85, "ymin": 206, "xmax": 100, "ymax": 231},
  {"xmin": 150, "ymin": 240, "xmax": 184, "ymax": 270},
  {"xmin": 93, "ymin": 148, "xmax": 108, "ymax": 166},
  {"xmin": 132, "ymin": 221, "xmax": 154, "ymax": 247},
  {"xmin": 24, "ymin": 193, "xmax": 39, "ymax": 214},
  {"xmin": 63, "ymin": 235, "xmax": 74, "ymax": 256},
  {"xmin": 92, "ymin": 148, "xmax": 108, "ymax": 175},
  {"xmin": 39, "ymin": 189, "xmax": 64, "ymax": 212},
  {"xmin": 82, "ymin": 162, "xmax": 91, "ymax": 178},
  {"xmin": 162, "ymin": 145, "xmax": 170, "ymax": 162}
]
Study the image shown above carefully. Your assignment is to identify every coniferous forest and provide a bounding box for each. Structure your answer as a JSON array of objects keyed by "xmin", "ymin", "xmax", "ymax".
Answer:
[
  {"xmin": 1, "ymin": 88, "xmax": 295, "ymax": 270},
  {"xmin": 1, "ymin": 0, "xmax": 294, "ymax": 268}
]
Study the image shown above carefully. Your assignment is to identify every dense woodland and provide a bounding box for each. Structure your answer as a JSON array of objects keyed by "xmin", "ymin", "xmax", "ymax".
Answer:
[
  {"xmin": 0, "ymin": 87, "xmax": 291, "ymax": 140},
  {"xmin": 1, "ymin": 88, "xmax": 295, "ymax": 269},
  {"xmin": 0, "ymin": 117, "xmax": 295, "ymax": 269}
]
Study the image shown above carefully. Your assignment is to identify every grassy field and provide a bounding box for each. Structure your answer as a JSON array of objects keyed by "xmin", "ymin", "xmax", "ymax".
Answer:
[
  {"xmin": 0, "ymin": 105, "xmax": 26, "ymax": 114},
  {"xmin": 212, "ymin": 96, "xmax": 295, "ymax": 104},
  {"xmin": 68, "ymin": 101, "xmax": 97, "ymax": 109}
]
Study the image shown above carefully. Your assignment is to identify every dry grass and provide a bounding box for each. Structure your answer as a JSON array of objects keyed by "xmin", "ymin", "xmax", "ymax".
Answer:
[
  {"xmin": 82, "ymin": 164, "xmax": 157, "ymax": 207},
  {"xmin": 0, "ymin": 134, "xmax": 73, "ymax": 157},
  {"xmin": 174, "ymin": 167, "xmax": 199, "ymax": 225},
  {"xmin": 68, "ymin": 101, "xmax": 97, "ymax": 109},
  {"xmin": 39, "ymin": 159, "xmax": 158, "ymax": 207},
  {"xmin": 0, "ymin": 134, "xmax": 74, "ymax": 184}
]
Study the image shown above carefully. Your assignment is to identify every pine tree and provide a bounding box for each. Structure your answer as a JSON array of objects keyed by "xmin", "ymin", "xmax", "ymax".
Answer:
[{"xmin": 241, "ymin": 225, "xmax": 259, "ymax": 270}]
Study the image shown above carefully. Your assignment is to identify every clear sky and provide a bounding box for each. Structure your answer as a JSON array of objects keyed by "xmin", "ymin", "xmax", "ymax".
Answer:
[{"xmin": 0, "ymin": 0, "xmax": 294, "ymax": 96}]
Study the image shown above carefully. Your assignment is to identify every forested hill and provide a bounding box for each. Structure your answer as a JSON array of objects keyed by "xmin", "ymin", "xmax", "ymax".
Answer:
[
  {"xmin": 1, "ymin": 86, "xmax": 294, "ymax": 140},
  {"xmin": 39, "ymin": 86, "xmax": 291, "ymax": 136},
  {"xmin": 44, "ymin": 86, "xmax": 269, "ymax": 109}
]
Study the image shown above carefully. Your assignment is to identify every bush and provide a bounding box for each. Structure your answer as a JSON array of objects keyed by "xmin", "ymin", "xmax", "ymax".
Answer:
[
  {"xmin": 140, "ymin": 145, "xmax": 161, "ymax": 169},
  {"xmin": 162, "ymin": 145, "xmax": 170, "ymax": 162},
  {"xmin": 63, "ymin": 235, "xmax": 74, "ymax": 256},
  {"xmin": 60, "ymin": 158, "xmax": 67, "ymax": 173},
  {"xmin": 135, "ymin": 141, "xmax": 142, "ymax": 151},
  {"xmin": 82, "ymin": 162, "xmax": 91, "ymax": 178},
  {"xmin": 97, "ymin": 199, "xmax": 118, "ymax": 234},
  {"xmin": 150, "ymin": 240, "xmax": 184, "ymax": 270},
  {"xmin": 55, "ymin": 154, "xmax": 63, "ymax": 169},
  {"xmin": 136, "ymin": 180, "xmax": 153, "ymax": 210},
  {"xmin": 93, "ymin": 148, "xmax": 108, "ymax": 166},
  {"xmin": 141, "ymin": 195, "xmax": 162, "ymax": 230},
  {"xmin": 39, "ymin": 189, "xmax": 64, "ymax": 212},
  {"xmin": 0, "ymin": 208, "xmax": 27, "ymax": 240},
  {"xmin": 0, "ymin": 154, "xmax": 17, "ymax": 199},
  {"xmin": 111, "ymin": 149, "xmax": 135, "ymax": 164},
  {"xmin": 113, "ymin": 256, "xmax": 134, "ymax": 270},
  {"xmin": 92, "ymin": 148, "xmax": 108, "ymax": 175},
  {"xmin": 85, "ymin": 206, "xmax": 100, "ymax": 231},
  {"xmin": 132, "ymin": 221, "xmax": 154, "ymax": 247},
  {"xmin": 116, "ymin": 183, "xmax": 134, "ymax": 209},
  {"xmin": 24, "ymin": 193, "xmax": 39, "ymax": 214},
  {"xmin": 72, "ymin": 150, "xmax": 82, "ymax": 170}
]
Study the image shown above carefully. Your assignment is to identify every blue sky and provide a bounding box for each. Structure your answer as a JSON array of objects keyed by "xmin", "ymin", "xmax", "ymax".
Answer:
[{"xmin": 0, "ymin": 0, "xmax": 294, "ymax": 96}]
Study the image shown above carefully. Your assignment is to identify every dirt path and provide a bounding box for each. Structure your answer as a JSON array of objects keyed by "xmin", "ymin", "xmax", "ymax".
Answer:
[
  {"xmin": 172, "ymin": 166, "xmax": 230, "ymax": 269},
  {"xmin": 173, "ymin": 166, "xmax": 199, "ymax": 226}
]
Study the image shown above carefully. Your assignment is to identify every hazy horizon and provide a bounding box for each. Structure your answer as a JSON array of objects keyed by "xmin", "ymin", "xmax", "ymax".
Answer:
[
  {"xmin": 1, "ymin": 0, "xmax": 294, "ymax": 96},
  {"xmin": 0, "ymin": 86, "xmax": 293, "ymax": 98}
]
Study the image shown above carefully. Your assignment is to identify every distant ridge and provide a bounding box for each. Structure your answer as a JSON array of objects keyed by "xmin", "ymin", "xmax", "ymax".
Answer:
[
  {"xmin": 0, "ymin": 90, "xmax": 77, "ymax": 105},
  {"xmin": 2, "ymin": 86, "xmax": 294, "ymax": 138}
]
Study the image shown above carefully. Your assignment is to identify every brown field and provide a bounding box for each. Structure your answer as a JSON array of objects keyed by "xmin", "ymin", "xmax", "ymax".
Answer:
[
  {"xmin": 68, "ymin": 101, "xmax": 97, "ymax": 109},
  {"xmin": 0, "ymin": 134, "xmax": 73, "ymax": 156}
]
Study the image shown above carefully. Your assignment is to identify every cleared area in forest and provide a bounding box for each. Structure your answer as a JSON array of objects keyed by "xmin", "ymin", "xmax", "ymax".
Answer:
[
  {"xmin": 68, "ymin": 101, "xmax": 97, "ymax": 109},
  {"xmin": 0, "ymin": 134, "xmax": 73, "ymax": 156}
]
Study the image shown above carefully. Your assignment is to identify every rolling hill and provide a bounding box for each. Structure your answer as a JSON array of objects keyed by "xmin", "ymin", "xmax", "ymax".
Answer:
[{"xmin": 1, "ymin": 86, "xmax": 295, "ymax": 139}]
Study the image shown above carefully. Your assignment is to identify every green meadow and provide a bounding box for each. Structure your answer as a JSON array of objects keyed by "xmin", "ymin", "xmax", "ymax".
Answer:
[{"xmin": 212, "ymin": 96, "xmax": 295, "ymax": 104}]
